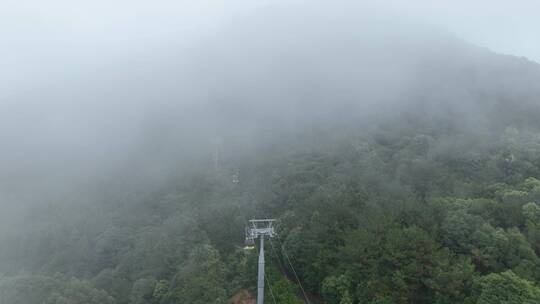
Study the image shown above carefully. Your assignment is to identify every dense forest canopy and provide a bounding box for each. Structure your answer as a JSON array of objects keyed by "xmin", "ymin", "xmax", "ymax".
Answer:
[{"xmin": 2, "ymin": 2, "xmax": 540, "ymax": 304}]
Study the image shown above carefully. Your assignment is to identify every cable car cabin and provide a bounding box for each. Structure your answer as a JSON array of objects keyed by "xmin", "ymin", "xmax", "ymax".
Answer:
[{"xmin": 244, "ymin": 238, "xmax": 256, "ymax": 250}]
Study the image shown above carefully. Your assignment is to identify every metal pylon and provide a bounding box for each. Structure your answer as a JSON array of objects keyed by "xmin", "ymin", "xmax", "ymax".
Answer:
[{"xmin": 245, "ymin": 219, "xmax": 276, "ymax": 304}]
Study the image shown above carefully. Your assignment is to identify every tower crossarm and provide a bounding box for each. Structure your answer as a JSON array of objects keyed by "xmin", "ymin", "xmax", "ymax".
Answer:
[{"xmin": 246, "ymin": 219, "xmax": 276, "ymax": 239}]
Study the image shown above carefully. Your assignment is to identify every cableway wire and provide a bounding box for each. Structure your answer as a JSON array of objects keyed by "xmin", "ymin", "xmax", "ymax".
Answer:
[
  {"xmin": 268, "ymin": 235, "xmax": 288, "ymax": 277},
  {"xmin": 273, "ymin": 234, "xmax": 311, "ymax": 304},
  {"xmin": 265, "ymin": 271, "xmax": 278, "ymax": 304}
]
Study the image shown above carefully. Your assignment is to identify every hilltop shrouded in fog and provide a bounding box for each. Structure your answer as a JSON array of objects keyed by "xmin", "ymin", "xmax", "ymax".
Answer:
[
  {"xmin": 2, "ymin": 3, "xmax": 539, "ymax": 201},
  {"xmin": 2, "ymin": 2, "xmax": 540, "ymax": 304}
]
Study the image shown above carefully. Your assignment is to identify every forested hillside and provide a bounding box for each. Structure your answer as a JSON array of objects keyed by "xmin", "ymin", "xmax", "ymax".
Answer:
[
  {"xmin": 2, "ymin": 4, "xmax": 540, "ymax": 304},
  {"xmin": 3, "ymin": 94, "xmax": 540, "ymax": 303}
]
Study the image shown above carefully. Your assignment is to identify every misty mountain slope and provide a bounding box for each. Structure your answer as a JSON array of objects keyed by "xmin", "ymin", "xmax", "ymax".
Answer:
[
  {"xmin": 2, "ymin": 5, "xmax": 540, "ymax": 199},
  {"xmin": 2, "ymin": 4, "xmax": 540, "ymax": 304}
]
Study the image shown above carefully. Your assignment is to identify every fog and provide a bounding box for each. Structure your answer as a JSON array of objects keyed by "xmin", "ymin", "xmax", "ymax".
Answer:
[
  {"xmin": 3, "ymin": 2, "xmax": 540, "ymax": 303},
  {"xmin": 1, "ymin": 1, "xmax": 540, "ymax": 237}
]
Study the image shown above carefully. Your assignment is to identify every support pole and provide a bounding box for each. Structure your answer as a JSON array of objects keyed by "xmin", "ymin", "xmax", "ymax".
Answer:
[
  {"xmin": 245, "ymin": 219, "xmax": 274, "ymax": 304},
  {"xmin": 257, "ymin": 236, "xmax": 265, "ymax": 304}
]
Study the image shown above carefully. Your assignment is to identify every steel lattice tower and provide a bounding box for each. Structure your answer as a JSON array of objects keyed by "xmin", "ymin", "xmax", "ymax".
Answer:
[{"xmin": 245, "ymin": 219, "xmax": 276, "ymax": 304}]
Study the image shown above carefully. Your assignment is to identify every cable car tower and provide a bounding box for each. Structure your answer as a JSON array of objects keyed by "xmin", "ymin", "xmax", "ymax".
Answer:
[{"xmin": 245, "ymin": 219, "xmax": 276, "ymax": 304}]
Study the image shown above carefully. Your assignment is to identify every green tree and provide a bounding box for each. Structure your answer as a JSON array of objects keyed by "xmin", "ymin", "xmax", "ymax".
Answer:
[
  {"xmin": 523, "ymin": 202, "xmax": 540, "ymax": 254},
  {"xmin": 167, "ymin": 244, "xmax": 227, "ymax": 304},
  {"xmin": 466, "ymin": 271, "xmax": 540, "ymax": 304},
  {"xmin": 129, "ymin": 277, "xmax": 157, "ymax": 304},
  {"xmin": 342, "ymin": 225, "xmax": 474, "ymax": 304},
  {"xmin": 0, "ymin": 274, "xmax": 115, "ymax": 304},
  {"xmin": 321, "ymin": 274, "xmax": 354, "ymax": 304}
]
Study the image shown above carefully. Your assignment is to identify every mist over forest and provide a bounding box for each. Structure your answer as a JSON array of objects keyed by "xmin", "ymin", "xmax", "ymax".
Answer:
[{"xmin": 2, "ymin": 2, "xmax": 540, "ymax": 303}]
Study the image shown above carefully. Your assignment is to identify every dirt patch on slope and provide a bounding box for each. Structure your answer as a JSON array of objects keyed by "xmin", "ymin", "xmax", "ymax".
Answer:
[{"xmin": 230, "ymin": 289, "xmax": 255, "ymax": 304}]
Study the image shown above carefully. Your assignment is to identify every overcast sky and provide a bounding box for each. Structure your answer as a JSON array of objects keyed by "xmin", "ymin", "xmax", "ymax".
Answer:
[
  {"xmin": 383, "ymin": 0, "xmax": 540, "ymax": 62},
  {"xmin": 1, "ymin": 0, "xmax": 539, "ymax": 94}
]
